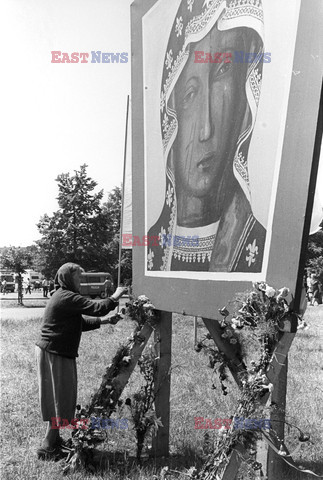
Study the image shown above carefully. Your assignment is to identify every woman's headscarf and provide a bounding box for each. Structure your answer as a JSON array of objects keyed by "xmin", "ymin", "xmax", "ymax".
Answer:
[
  {"xmin": 147, "ymin": 0, "xmax": 264, "ymax": 272},
  {"xmin": 54, "ymin": 263, "xmax": 83, "ymax": 293}
]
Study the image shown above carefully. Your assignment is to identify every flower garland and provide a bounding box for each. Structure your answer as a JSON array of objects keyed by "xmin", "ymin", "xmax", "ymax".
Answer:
[
  {"xmin": 61, "ymin": 288, "xmax": 321, "ymax": 478},
  {"xmin": 195, "ymin": 282, "xmax": 292, "ymax": 393},
  {"xmin": 194, "ymin": 282, "xmax": 319, "ymax": 479},
  {"xmin": 63, "ymin": 295, "xmax": 158, "ymax": 473},
  {"xmin": 125, "ymin": 344, "xmax": 163, "ymax": 461}
]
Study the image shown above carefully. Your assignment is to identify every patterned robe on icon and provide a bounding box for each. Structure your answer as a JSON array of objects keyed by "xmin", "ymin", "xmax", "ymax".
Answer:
[{"xmin": 146, "ymin": 0, "xmax": 266, "ymax": 273}]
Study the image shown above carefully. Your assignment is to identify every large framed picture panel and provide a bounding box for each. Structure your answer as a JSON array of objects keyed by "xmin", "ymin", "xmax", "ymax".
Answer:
[{"xmin": 131, "ymin": 0, "xmax": 323, "ymax": 319}]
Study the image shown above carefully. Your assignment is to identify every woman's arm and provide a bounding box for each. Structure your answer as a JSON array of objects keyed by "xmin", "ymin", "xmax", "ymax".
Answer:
[{"xmin": 67, "ymin": 286, "xmax": 128, "ymax": 318}]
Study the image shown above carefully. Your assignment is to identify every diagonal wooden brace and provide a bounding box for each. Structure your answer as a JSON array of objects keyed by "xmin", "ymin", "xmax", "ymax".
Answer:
[
  {"xmin": 65, "ymin": 322, "xmax": 155, "ymax": 473},
  {"xmin": 88, "ymin": 322, "xmax": 154, "ymax": 415},
  {"xmin": 202, "ymin": 318, "xmax": 247, "ymax": 387},
  {"xmin": 199, "ymin": 314, "xmax": 298, "ymax": 480}
]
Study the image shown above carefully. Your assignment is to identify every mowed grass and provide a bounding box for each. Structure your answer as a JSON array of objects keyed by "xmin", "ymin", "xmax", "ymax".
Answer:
[
  {"xmin": 0, "ymin": 306, "xmax": 322, "ymax": 479},
  {"xmin": 0, "ymin": 298, "xmax": 48, "ymax": 309}
]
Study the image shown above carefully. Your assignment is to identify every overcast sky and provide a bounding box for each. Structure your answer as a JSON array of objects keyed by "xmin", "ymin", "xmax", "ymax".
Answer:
[
  {"xmin": 1, "ymin": 0, "xmax": 132, "ymax": 247},
  {"xmin": 1, "ymin": 0, "xmax": 322, "ymax": 247}
]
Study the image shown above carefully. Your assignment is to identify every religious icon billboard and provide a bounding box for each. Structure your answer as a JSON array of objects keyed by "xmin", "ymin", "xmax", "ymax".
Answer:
[{"xmin": 131, "ymin": 0, "xmax": 322, "ymax": 317}]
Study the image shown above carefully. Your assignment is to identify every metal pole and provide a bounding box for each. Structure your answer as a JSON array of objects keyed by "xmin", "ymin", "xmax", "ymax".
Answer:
[{"xmin": 117, "ymin": 95, "xmax": 130, "ymax": 291}]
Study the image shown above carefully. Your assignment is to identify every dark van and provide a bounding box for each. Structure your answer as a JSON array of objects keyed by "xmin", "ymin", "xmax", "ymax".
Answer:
[
  {"xmin": 0, "ymin": 273, "xmax": 15, "ymax": 293},
  {"xmin": 80, "ymin": 272, "xmax": 114, "ymax": 299}
]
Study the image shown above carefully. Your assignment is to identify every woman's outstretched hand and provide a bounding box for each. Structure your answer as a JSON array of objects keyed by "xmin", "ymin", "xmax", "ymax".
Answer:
[{"xmin": 100, "ymin": 313, "xmax": 123, "ymax": 325}]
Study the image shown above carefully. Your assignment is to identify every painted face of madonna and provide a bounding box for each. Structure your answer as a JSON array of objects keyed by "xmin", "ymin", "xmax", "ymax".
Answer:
[{"xmin": 173, "ymin": 26, "xmax": 247, "ymax": 225}]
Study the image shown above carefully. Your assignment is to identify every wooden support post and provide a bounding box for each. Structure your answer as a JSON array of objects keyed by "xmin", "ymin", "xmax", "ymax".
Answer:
[
  {"xmin": 152, "ymin": 311, "xmax": 172, "ymax": 457},
  {"xmin": 267, "ymin": 356, "xmax": 288, "ymax": 480},
  {"xmin": 194, "ymin": 316, "xmax": 198, "ymax": 346}
]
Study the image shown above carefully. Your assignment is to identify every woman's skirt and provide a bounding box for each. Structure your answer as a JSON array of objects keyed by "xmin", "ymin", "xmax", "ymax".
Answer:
[{"xmin": 35, "ymin": 345, "xmax": 77, "ymax": 423}]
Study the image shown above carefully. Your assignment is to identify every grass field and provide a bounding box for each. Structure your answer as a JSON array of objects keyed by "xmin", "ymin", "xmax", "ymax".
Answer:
[
  {"xmin": 0, "ymin": 300, "xmax": 48, "ymax": 309},
  {"xmin": 1, "ymin": 305, "xmax": 322, "ymax": 479}
]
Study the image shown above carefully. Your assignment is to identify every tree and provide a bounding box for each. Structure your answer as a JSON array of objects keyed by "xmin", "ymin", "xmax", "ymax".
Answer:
[
  {"xmin": 37, "ymin": 166, "xmax": 132, "ymax": 284},
  {"xmin": 37, "ymin": 165, "xmax": 110, "ymax": 276},
  {"xmin": 0, "ymin": 247, "xmax": 33, "ymax": 304},
  {"xmin": 306, "ymin": 227, "xmax": 323, "ymax": 284},
  {"xmin": 102, "ymin": 186, "xmax": 132, "ymax": 285}
]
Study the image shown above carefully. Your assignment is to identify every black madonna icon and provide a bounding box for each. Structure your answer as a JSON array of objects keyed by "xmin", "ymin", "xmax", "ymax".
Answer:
[{"xmin": 146, "ymin": 0, "xmax": 266, "ymax": 273}]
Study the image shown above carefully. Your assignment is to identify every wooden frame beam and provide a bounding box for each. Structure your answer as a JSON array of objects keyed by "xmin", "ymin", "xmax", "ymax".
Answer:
[{"xmin": 152, "ymin": 311, "xmax": 172, "ymax": 457}]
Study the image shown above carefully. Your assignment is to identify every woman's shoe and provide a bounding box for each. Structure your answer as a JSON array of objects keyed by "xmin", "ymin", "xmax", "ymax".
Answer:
[{"xmin": 36, "ymin": 445, "xmax": 62, "ymax": 461}]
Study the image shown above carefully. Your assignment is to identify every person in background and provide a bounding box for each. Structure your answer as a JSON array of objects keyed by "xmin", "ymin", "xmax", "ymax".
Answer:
[
  {"xmin": 42, "ymin": 278, "xmax": 49, "ymax": 298},
  {"xmin": 297, "ymin": 281, "xmax": 310, "ymax": 330},
  {"xmin": 49, "ymin": 279, "xmax": 55, "ymax": 294},
  {"xmin": 306, "ymin": 273, "xmax": 313, "ymax": 303},
  {"xmin": 1, "ymin": 279, "xmax": 7, "ymax": 294},
  {"xmin": 310, "ymin": 273, "xmax": 321, "ymax": 306},
  {"xmin": 26, "ymin": 279, "xmax": 32, "ymax": 295},
  {"xmin": 35, "ymin": 262, "xmax": 127, "ymax": 460}
]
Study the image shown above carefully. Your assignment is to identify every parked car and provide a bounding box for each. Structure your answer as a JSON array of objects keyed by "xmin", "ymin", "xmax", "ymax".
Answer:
[{"xmin": 80, "ymin": 272, "xmax": 114, "ymax": 299}]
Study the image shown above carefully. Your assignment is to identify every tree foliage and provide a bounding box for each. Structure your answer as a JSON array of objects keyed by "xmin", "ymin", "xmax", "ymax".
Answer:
[
  {"xmin": 102, "ymin": 186, "xmax": 132, "ymax": 285},
  {"xmin": 306, "ymin": 228, "xmax": 323, "ymax": 284},
  {"xmin": 36, "ymin": 165, "xmax": 132, "ymax": 284},
  {"xmin": 0, "ymin": 246, "xmax": 33, "ymax": 304},
  {"xmin": 37, "ymin": 165, "xmax": 106, "ymax": 275},
  {"xmin": 0, "ymin": 246, "xmax": 32, "ymax": 275}
]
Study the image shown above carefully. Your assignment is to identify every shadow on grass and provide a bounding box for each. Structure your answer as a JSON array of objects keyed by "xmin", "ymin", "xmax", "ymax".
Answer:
[
  {"xmin": 75, "ymin": 446, "xmax": 205, "ymax": 478},
  {"xmin": 1, "ymin": 302, "xmax": 47, "ymax": 309},
  {"xmin": 22, "ymin": 304, "xmax": 47, "ymax": 308},
  {"xmin": 87, "ymin": 449, "xmax": 323, "ymax": 479}
]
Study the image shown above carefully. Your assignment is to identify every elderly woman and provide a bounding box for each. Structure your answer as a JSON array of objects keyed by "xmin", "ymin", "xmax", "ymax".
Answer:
[{"xmin": 35, "ymin": 262, "xmax": 127, "ymax": 459}]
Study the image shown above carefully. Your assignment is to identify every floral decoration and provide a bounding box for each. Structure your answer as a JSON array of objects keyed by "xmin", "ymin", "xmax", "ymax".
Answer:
[
  {"xmin": 63, "ymin": 295, "xmax": 157, "ymax": 473},
  {"xmin": 193, "ymin": 282, "xmax": 315, "ymax": 479}
]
